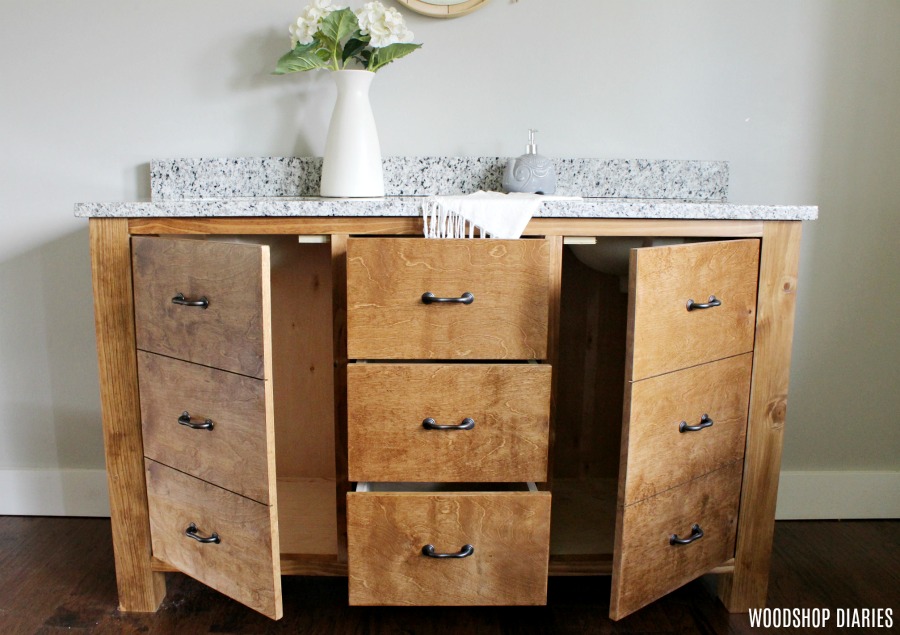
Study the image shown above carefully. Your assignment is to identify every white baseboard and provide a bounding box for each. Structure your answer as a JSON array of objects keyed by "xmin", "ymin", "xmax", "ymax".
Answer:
[
  {"xmin": 0, "ymin": 469, "xmax": 110, "ymax": 517},
  {"xmin": 776, "ymin": 471, "xmax": 900, "ymax": 519},
  {"xmin": 0, "ymin": 468, "xmax": 896, "ymax": 520}
]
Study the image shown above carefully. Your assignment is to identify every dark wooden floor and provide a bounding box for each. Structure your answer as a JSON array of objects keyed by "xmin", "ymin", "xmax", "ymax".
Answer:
[{"xmin": 0, "ymin": 517, "xmax": 897, "ymax": 634}]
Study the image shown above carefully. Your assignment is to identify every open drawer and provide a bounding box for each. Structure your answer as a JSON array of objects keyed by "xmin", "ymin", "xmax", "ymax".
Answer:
[{"xmin": 347, "ymin": 482, "xmax": 551, "ymax": 606}]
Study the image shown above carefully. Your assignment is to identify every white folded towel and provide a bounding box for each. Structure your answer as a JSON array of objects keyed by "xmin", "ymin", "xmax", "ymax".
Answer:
[{"xmin": 423, "ymin": 191, "xmax": 544, "ymax": 239}]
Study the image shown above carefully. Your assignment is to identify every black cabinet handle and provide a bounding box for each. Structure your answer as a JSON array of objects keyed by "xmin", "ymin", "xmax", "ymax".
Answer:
[
  {"xmin": 178, "ymin": 411, "xmax": 214, "ymax": 431},
  {"xmin": 422, "ymin": 417, "xmax": 475, "ymax": 431},
  {"xmin": 422, "ymin": 544, "xmax": 474, "ymax": 559},
  {"xmin": 670, "ymin": 524, "xmax": 704, "ymax": 546},
  {"xmin": 421, "ymin": 292, "xmax": 474, "ymax": 305},
  {"xmin": 679, "ymin": 414, "xmax": 714, "ymax": 433},
  {"xmin": 686, "ymin": 295, "xmax": 721, "ymax": 311},
  {"xmin": 185, "ymin": 523, "xmax": 220, "ymax": 544},
  {"xmin": 172, "ymin": 292, "xmax": 209, "ymax": 309}
]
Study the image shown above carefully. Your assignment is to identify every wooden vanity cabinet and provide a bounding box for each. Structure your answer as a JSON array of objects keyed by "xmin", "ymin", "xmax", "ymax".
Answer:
[{"xmin": 89, "ymin": 217, "xmax": 801, "ymax": 621}]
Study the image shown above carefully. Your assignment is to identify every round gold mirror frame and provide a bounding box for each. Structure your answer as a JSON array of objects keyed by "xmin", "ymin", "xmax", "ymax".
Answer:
[{"xmin": 396, "ymin": 0, "xmax": 490, "ymax": 19}]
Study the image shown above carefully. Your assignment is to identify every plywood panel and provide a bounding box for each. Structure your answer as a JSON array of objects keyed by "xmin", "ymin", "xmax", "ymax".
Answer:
[
  {"xmin": 348, "ymin": 363, "xmax": 551, "ymax": 482},
  {"xmin": 627, "ymin": 239, "xmax": 759, "ymax": 381},
  {"xmin": 270, "ymin": 240, "xmax": 335, "ymax": 479},
  {"xmin": 348, "ymin": 491, "xmax": 551, "ymax": 605},
  {"xmin": 610, "ymin": 462, "xmax": 742, "ymax": 620},
  {"xmin": 132, "ymin": 236, "xmax": 271, "ymax": 379},
  {"xmin": 620, "ymin": 354, "xmax": 752, "ymax": 505},
  {"xmin": 138, "ymin": 351, "xmax": 272, "ymax": 504},
  {"xmin": 347, "ymin": 238, "xmax": 550, "ymax": 360},
  {"xmin": 145, "ymin": 460, "xmax": 282, "ymax": 619}
]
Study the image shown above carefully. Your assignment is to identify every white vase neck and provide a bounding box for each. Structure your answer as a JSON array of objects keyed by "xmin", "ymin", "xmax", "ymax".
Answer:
[{"xmin": 331, "ymin": 69, "xmax": 375, "ymax": 93}]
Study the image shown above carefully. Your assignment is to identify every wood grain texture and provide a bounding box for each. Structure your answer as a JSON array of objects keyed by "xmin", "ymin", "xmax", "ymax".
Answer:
[
  {"xmin": 129, "ymin": 217, "xmax": 426, "ymax": 236},
  {"xmin": 145, "ymin": 460, "xmax": 283, "ymax": 620},
  {"xmin": 718, "ymin": 222, "xmax": 802, "ymax": 612},
  {"xmin": 529, "ymin": 219, "xmax": 765, "ymax": 238},
  {"xmin": 270, "ymin": 240, "xmax": 335, "ymax": 479},
  {"xmin": 347, "ymin": 363, "xmax": 551, "ymax": 482},
  {"xmin": 137, "ymin": 351, "xmax": 273, "ymax": 504},
  {"xmin": 89, "ymin": 218, "xmax": 166, "ymax": 612},
  {"xmin": 555, "ymin": 249, "xmax": 627, "ymax": 480},
  {"xmin": 543, "ymin": 235, "xmax": 564, "ymax": 490},
  {"xmin": 347, "ymin": 491, "xmax": 551, "ymax": 605},
  {"xmin": 627, "ymin": 239, "xmax": 759, "ymax": 381},
  {"xmin": 276, "ymin": 477, "xmax": 338, "ymax": 556},
  {"xmin": 619, "ymin": 353, "xmax": 753, "ymax": 505},
  {"xmin": 132, "ymin": 236, "xmax": 271, "ymax": 379},
  {"xmin": 330, "ymin": 234, "xmax": 350, "ymax": 563},
  {"xmin": 346, "ymin": 238, "xmax": 550, "ymax": 360},
  {"xmin": 610, "ymin": 462, "xmax": 742, "ymax": 620},
  {"xmin": 151, "ymin": 554, "xmax": 348, "ymax": 576},
  {"xmin": 127, "ymin": 216, "xmax": 765, "ymax": 239},
  {"xmin": 550, "ymin": 477, "xmax": 616, "ymax": 557}
]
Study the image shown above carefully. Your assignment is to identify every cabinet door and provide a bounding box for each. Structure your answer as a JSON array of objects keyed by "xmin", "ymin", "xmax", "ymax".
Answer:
[
  {"xmin": 132, "ymin": 236, "xmax": 272, "ymax": 378},
  {"xmin": 610, "ymin": 239, "xmax": 759, "ymax": 620},
  {"xmin": 133, "ymin": 236, "xmax": 282, "ymax": 620},
  {"xmin": 626, "ymin": 239, "xmax": 759, "ymax": 381}
]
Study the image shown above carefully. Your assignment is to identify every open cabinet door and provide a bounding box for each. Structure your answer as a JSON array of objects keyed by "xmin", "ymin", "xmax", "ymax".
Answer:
[
  {"xmin": 609, "ymin": 239, "xmax": 759, "ymax": 620},
  {"xmin": 133, "ymin": 236, "xmax": 283, "ymax": 619}
]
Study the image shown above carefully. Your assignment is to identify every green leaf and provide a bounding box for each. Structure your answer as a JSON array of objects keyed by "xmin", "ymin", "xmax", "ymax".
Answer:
[
  {"xmin": 369, "ymin": 43, "xmax": 422, "ymax": 72},
  {"xmin": 273, "ymin": 45, "xmax": 328, "ymax": 74},
  {"xmin": 319, "ymin": 8, "xmax": 359, "ymax": 46},
  {"xmin": 342, "ymin": 37, "xmax": 368, "ymax": 64}
]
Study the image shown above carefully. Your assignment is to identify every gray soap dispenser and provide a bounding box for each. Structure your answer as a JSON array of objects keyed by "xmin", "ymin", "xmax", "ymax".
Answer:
[{"xmin": 502, "ymin": 129, "xmax": 557, "ymax": 195}]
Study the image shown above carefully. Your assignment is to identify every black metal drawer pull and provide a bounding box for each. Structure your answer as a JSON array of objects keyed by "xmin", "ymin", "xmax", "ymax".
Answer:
[
  {"xmin": 178, "ymin": 411, "xmax": 214, "ymax": 431},
  {"xmin": 172, "ymin": 292, "xmax": 209, "ymax": 309},
  {"xmin": 670, "ymin": 524, "xmax": 704, "ymax": 546},
  {"xmin": 422, "ymin": 544, "xmax": 474, "ymax": 559},
  {"xmin": 421, "ymin": 292, "xmax": 474, "ymax": 305},
  {"xmin": 686, "ymin": 295, "xmax": 721, "ymax": 311},
  {"xmin": 679, "ymin": 414, "xmax": 714, "ymax": 433},
  {"xmin": 422, "ymin": 417, "xmax": 475, "ymax": 431},
  {"xmin": 185, "ymin": 523, "xmax": 220, "ymax": 544}
]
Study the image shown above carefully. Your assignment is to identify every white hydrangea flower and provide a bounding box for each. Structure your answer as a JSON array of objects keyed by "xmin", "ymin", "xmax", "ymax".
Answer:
[
  {"xmin": 356, "ymin": 2, "xmax": 414, "ymax": 48},
  {"xmin": 289, "ymin": 0, "xmax": 343, "ymax": 47}
]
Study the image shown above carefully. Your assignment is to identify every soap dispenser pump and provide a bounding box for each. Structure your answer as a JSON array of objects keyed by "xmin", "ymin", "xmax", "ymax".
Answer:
[{"xmin": 502, "ymin": 129, "xmax": 557, "ymax": 195}]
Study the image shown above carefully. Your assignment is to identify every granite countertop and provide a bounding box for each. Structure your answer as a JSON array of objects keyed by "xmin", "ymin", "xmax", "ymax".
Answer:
[{"xmin": 74, "ymin": 157, "xmax": 818, "ymax": 221}]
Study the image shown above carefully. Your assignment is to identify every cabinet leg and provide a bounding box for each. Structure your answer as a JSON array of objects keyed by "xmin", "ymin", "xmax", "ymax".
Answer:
[
  {"xmin": 718, "ymin": 222, "xmax": 802, "ymax": 612},
  {"xmin": 90, "ymin": 219, "xmax": 166, "ymax": 611}
]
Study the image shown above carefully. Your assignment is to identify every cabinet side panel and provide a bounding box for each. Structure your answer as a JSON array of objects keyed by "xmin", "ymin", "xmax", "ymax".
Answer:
[
  {"xmin": 719, "ymin": 221, "xmax": 802, "ymax": 612},
  {"xmin": 272, "ymin": 240, "xmax": 335, "ymax": 479},
  {"xmin": 89, "ymin": 218, "xmax": 166, "ymax": 612}
]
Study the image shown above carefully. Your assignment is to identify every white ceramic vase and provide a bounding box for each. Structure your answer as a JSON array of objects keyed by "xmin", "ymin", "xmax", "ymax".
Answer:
[{"xmin": 319, "ymin": 70, "xmax": 384, "ymax": 198}]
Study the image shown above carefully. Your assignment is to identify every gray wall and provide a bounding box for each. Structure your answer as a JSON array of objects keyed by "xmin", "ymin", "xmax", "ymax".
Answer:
[{"xmin": 1, "ymin": 1, "xmax": 897, "ymax": 517}]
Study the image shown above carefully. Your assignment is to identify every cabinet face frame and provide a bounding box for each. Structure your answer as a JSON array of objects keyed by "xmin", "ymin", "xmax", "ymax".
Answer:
[{"xmin": 91, "ymin": 216, "xmax": 797, "ymax": 618}]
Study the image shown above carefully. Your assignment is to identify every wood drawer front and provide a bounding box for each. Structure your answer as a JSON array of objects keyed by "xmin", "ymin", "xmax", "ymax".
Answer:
[
  {"xmin": 138, "ymin": 351, "xmax": 274, "ymax": 504},
  {"xmin": 621, "ymin": 353, "xmax": 752, "ymax": 505},
  {"xmin": 347, "ymin": 491, "xmax": 551, "ymax": 605},
  {"xmin": 132, "ymin": 236, "xmax": 271, "ymax": 378},
  {"xmin": 347, "ymin": 363, "xmax": 551, "ymax": 482},
  {"xmin": 145, "ymin": 460, "xmax": 282, "ymax": 619},
  {"xmin": 346, "ymin": 238, "xmax": 550, "ymax": 360},
  {"xmin": 628, "ymin": 239, "xmax": 759, "ymax": 381},
  {"xmin": 610, "ymin": 461, "xmax": 742, "ymax": 620}
]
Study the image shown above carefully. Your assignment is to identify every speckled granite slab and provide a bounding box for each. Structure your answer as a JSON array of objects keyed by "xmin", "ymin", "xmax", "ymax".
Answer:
[
  {"xmin": 75, "ymin": 197, "xmax": 817, "ymax": 221},
  {"xmin": 150, "ymin": 157, "xmax": 730, "ymax": 201}
]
